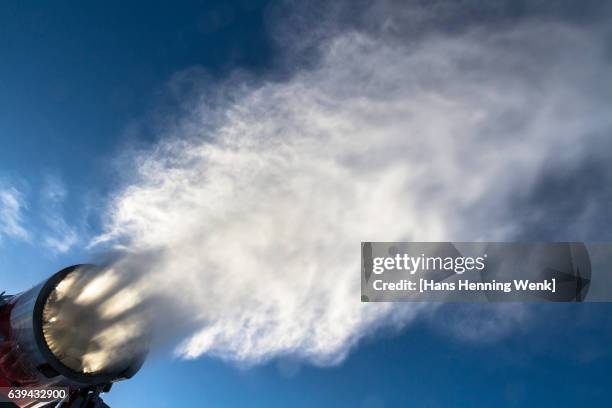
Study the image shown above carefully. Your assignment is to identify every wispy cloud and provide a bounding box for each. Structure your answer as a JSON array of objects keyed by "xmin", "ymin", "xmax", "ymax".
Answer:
[
  {"xmin": 0, "ymin": 175, "xmax": 79, "ymax": 253},
  {"xmin": 40, "ymin": 175, "xmax": 79, "ymax": 253},
  {"xmin": 0, "ymin": 186, "xmax": 29, "ymax": 242},
  {"xmin": 94, "ymin": 4, "xmax": 612, "ymax": 365}
]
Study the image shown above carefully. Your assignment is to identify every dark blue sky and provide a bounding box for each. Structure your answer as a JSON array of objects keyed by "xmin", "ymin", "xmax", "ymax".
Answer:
[
  {"xmin": 1, "ymin": 1, "xmax": 611, "ymax": 407},
  {"xmin": 0, "ymin": 0, "xmax": 272, "ymax": 187}
]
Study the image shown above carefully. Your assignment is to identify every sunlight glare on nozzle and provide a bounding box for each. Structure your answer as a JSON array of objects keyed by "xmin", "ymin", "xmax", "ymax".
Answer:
[
  {"xmin": 98, "ymin": 287, "xmax": 143, "ymax": 319},
  {"xmin": 75, "ymin": 268, "xmax": 119, "ymax": 305}
]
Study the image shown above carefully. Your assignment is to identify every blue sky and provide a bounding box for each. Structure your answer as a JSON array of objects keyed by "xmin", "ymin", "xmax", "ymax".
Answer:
[{"xmin": 1, "ymin": 1, "xmax": 612, "ymax": 407}]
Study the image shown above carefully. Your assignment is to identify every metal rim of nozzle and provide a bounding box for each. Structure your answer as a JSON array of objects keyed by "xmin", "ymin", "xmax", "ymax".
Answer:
[{"xmin": 32, "ymin": 264, "xmax": 146, "ymax": 386}]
